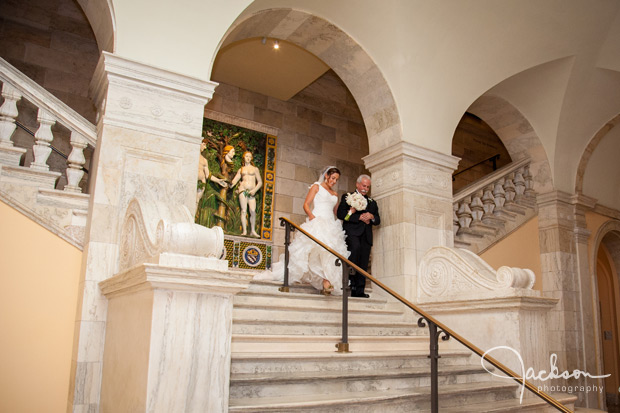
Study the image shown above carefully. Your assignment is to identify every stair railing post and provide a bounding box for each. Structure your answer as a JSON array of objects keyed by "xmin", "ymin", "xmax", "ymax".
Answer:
[
  {"xmin": 278, "ymin": 218, "xmax": 293, "ymax": 292},
  {"xmin": 336, "ymin": 260, "xmax": 352, "ymax": 353},
  {"xmin": 418, "ymin": 317, "xmax": 451, "ymax": 413}
]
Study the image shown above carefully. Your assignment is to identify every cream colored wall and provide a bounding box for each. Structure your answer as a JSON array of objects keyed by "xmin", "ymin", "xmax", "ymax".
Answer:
[
  {"xmin": 480, "ymin": 216, "xmax": 543, "ymax": 291},
  {"xmin": 111, "ymin": 0, "xmax": 251, "ymax": 79},
  {"xmin": 100, "ymin": 0, "xmax": 620, "ymax": 196},
  {"xmin": 586, "ymin": 211, "xmax": 612, "ymax": 255},
  {"xmin": 0, "ymin": 201, "xmax": 82, "ymax": 413},
  {"xmin": 583, "ymin": 126, "xmax": 620, "ymax": 210}
]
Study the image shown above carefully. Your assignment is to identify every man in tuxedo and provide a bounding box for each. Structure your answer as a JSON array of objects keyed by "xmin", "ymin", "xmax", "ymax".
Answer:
[{"xmin": 337, "ymin": 174, "xmax": 381, "ymax": 298}]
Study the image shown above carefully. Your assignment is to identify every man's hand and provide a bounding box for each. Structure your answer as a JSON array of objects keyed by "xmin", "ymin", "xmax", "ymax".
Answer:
[{"xmin": 360, "ymin": 212, "xmax": 374, "ymax": 224}]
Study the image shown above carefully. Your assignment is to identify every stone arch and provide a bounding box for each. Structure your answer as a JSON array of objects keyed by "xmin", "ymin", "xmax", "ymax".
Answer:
[
  {"xmin": 575, "ymin": 113, "xmax": 620, "ymax": 194},
  {"xmin": 76, "ymin": 0, "xmax": 115, "ymax": 53},
  {"xmin": 467, "ymin": 95, "xmax": 553, "ymax": 194},
  {"xmin": 215, "ymin": 9, "xmax": 401, "ymax": 154},
  {"xmin": 591, "ymin": 219, "xmax": 620, "ymax": 391}
]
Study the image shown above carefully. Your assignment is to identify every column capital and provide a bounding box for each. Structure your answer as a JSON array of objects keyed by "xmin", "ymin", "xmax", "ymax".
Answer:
[
  {"xmin": 363, "ymin": 141, "xmax": 460, "ymax": 173},
  {"xmin": 90, "ymin": 52, "xmax": 218, "ymax": 143},
  {"xmin": 536, "ymin": 190, "xmax": 573, "ymax": 208}
]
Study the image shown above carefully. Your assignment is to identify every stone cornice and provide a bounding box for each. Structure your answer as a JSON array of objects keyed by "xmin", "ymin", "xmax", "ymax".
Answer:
[
  {"xmin": 363, "ymin": 141, "xmax": 460, "ymax": 173},
  {"xmin": 204, "ymin": 109, "xmax": 279, "ymax": 136},
  {"xmin": 90, "ymin": 52, "xmax": 218, "ymax": 143},
  {"xmin": 91, "ymin": 52, "xmax": 218, "ymax": 107},
  {"xmin": 593, "ymin": 203, "xmax": 620, "ymax": 220},
  {"xmin": 536, "ymin": 190, "xmax": 573, "ymax": 208},
  {"xmin": 99, "ymin": 262, "xmax": 254, "ymax": 298},
  {"xmin": 571, "ymin": 193, "xmax": 597, "ymax": 210},
  {"xmin": 420, "ymin": 292, "xmax": 559, "ymax": 313}
]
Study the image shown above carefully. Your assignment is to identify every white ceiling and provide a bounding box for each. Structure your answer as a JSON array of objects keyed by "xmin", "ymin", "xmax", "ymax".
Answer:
[{"xmin": 211, "ymin": 37, "xmax": 329, "ymax": 101}]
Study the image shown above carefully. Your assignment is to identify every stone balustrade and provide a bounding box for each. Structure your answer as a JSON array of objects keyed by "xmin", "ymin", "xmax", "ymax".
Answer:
[
  {"xmin": 452, "ymin": 158, "xmax": 536, "ymax": 252},
  {"xmin": 0, "ymin": 57, "xmax": 96, "ymax": 193}
]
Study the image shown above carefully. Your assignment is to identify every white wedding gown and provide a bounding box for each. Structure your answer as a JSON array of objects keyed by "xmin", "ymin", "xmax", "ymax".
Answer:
[{"xmin": 255, "ymin": 183, "xmax": 350, "ymax": 294}]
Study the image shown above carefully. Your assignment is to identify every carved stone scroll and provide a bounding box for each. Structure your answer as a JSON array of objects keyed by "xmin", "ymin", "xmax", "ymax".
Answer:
[
  {"xmin": 418, "ymin": 246, "xmax": 535, "ymax": 302},
  {"xmin": 119, "ymin": 196, "xmax": 224, "ymax": 272}
]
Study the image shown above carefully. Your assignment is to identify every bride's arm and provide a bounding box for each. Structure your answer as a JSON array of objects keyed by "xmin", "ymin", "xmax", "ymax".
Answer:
[{"xmin": 303, "ymin": 184, "xmax": 319, "ymax": 220}]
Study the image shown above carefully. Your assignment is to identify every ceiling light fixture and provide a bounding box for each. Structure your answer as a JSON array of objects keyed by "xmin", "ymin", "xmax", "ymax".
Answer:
[{"xmin": 273, "ymin": 40, "xmax": 279, "ymax": 50}]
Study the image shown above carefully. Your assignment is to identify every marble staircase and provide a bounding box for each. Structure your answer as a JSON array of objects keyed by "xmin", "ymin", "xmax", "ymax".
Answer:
[
  {"xmin": 453, "ymin": 158, "xmax": 538, "ymax": 254},
  {"xmin": 228, "ymin": 280, "xmax": 576, "ymax": 412},
  {"xmin": 0, "ymin": 57, "xmax": 95, "ymax": 249}
]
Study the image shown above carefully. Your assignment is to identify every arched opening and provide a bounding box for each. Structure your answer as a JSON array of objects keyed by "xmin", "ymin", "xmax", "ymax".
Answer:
[
  {"xmin": 595, "ymin": 229, "xmax": 620, "ymax": 410},
  {"xmin": 0, "ymin": 0, "xmax": 101, "ymax": 122},
  {"xmin": 467, "ymin": 95, "xmax": 553, "ymax": 194},
  {"xmin": 207, "ymin": 9, "xmax": 402, "ymax": 258},
  {"xmin": 451, "ymin": 112, "xmax": 512, "ymax": 193},
  {"xmin": 214, "ymin": 9, "xmax": 402, "ymax": 154},
  {"xmin": 576, "ymin": 113, "xmax": 620, "ymax": 211}
]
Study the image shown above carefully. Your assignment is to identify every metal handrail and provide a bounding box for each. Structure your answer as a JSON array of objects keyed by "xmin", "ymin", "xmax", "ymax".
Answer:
[
  {"xmin": 453, "ymin": 153, "xmax": 500, "ymax": 180},
  {"xmin": 278, "ymin": 216, "xmax": 572, "ymax": 413}
]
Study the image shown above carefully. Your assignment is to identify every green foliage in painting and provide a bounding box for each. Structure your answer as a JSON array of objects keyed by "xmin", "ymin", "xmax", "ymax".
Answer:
[{"xmin": 196, "ymin": 118, "xmax": 268, "ymax": 237}]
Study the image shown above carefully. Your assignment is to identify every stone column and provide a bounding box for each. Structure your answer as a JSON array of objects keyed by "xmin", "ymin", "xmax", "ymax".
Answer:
[
  {"xmin": 537, "ymin": 191, "xmax": 599, "ymax": 407},
  {"xmin": 363, "ymin": 142, "xmax": 459, "ymax": 303},
  {"xmin": 68, "ymin": 52, "xmax": 217, "ymax": 412},
  {"xmin": 99, "ymin": 259, "xmax": 252, "ymax": 412},
  {"xmin": 571, "ymin": 193, "xmax": 602, "ymax": 408}
]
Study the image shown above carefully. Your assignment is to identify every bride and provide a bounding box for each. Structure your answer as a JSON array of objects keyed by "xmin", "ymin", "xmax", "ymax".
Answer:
[{"xmin": 257, "ymin": 166, "xmax": 350, "ymax": 295}]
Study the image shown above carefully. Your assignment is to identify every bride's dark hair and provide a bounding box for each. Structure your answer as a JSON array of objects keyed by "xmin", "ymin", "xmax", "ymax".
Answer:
[{"xmin": 324, "ymin": 167, "xmax": 340, "ymax": 177}]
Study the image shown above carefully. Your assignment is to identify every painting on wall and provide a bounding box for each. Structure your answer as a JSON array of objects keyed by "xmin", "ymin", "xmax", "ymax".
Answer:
[{"xmin": 196, "ymin": 118, "xmax": 277, "ymax": 245}]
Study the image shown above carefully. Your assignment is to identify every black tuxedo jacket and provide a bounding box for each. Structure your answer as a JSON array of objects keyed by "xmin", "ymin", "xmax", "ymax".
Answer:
[{"xmin": 336, "ymin": 192, "xmax": 381, "ymax": 245}]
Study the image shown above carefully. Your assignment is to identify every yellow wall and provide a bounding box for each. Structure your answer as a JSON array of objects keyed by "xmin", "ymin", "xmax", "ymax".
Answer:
[
  {"xmin": 480, "ymin": 216, "xmax": 543, "ymax": 291},
  {"xmin": 0, "ymin": 201, "xmax": 82, "ymax": 413}
]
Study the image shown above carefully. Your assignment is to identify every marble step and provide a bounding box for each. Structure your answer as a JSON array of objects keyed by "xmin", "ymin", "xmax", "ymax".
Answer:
[
  {"xmin": 235, "ymin": 288, "xmax": 391, "ymax": 312},
  {"xmin": 232, "ymin": 319, "xmax": 423, "ymax": 336},
  {"xmin": 240, "ymin": 280, "xmax": 383, "ymax": 307},
  {"xmin": 231, "ymin": 334, "xmax": 458, "ymax": 353},
  {"xmin": 439, "ymin": 392, "xmax": 577, "ymax": 412},
  {"xmin": 233, "ymin": 297, "xmax": 415, "ymax": 335},
  {"xmin": 230, "ymin": 350, "xmax": 473, "ymax": 374},
  {"xmin": 228, "ymin": 380, "xmax": 519, "ymax": 412},
  {"xmin": 230, "ymin": 364, "xmax": 492, "ymax": 400}
]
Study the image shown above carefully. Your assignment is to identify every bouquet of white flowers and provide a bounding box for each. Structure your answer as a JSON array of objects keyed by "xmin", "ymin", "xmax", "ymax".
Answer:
[{"xmin": 346, "ymin": 192, "xmax": 368, "ymax": 211}]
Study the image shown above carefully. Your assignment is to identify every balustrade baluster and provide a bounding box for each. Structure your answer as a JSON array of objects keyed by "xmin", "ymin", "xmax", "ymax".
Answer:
[
  {"xmin": 64, "ymin": 131, "xmax": 87, "ymax": 193},
  {"xmin": 514, "ymin": 167, "xmax": 526, "ymax": 200},
  {"xmin": 503, "ymin": 173, "xmax": 516, "ymax": 203},
  {"xmin": 453, "ymin": 202, "xmax": 460, "ymax": 235},
  {"xmin": 523, "ymin": 164, "xmax": 535, "ymax": 197},
  {"xmin": 493, "ymin": 178, "xmax": 506, "ymax": 210},
  {"xmin": 470, "ymin": 191, "xmax": 484, "ymax": 225},
  {"xmin": 30, "ymin": 109, "xmax": 56, "ymax": 171},
  {"xmin": 0, "ymin": 83, "xmax": 21, "ymax": 148},
  {"xmin": 457, "ymin": 197, "xmax": 472, "ymax": 229},
  {"xmin": 482, "ymin": 184, "xmax": 495, "ymax": 217}
]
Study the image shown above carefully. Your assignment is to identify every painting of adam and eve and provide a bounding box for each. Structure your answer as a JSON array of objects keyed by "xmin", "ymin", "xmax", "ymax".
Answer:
[{"xmin": 196, "ymin": 118, "xmax": 274, "ymax": 239}]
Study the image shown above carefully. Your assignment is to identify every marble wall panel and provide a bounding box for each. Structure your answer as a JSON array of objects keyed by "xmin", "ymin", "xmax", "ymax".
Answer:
[
  {"xmin": 267, "ymin": 97, "xmax": 296, "ymax": 115},
  {"xmin": 238, "ymin": 88, "xmax": 268, "ymax": 108},
  {"xmin": 295, "ymin": 133, "xmax": 322, "ymax": 154},
  {"xmin": 276, "ymin": 160, "xmax": 295, "ymax": 178},
  {"xmin": 274, "ymin": 194, "xmax": 294, "ymax": 214},
  {"xmin": 100, "ymin": 289, "xmax": 153, "ymax": 412},
  {"xmin": 297, "ymin": 106, "xmax": 323, "ymax": 123},
  {"xmin": 253, "ymin": 107, "xmax": 283, "ymax": 128},
  {"xmin": 147, "ymin": 290, "xmax": 233, "ymax": 412},
  {"xmin": 71, "ymin": 360, "xmax": 102, "ymax": 405}
]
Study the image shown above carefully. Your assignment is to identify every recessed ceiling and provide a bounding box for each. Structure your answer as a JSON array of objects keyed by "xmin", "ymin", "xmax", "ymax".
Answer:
[{"xmin": 211, "ymin": 37, "xmax": 330, "ymax": 101}]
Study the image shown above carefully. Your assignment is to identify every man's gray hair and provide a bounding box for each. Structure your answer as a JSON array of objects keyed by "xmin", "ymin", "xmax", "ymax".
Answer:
[{"xmin": 357, "ymin": 174, "xmax": 371, "ymax": 183}]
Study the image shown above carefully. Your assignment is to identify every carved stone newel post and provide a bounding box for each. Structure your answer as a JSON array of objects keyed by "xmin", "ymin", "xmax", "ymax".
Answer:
[{"xmin": 99, "ymin": 197, "xmax": 254, "ymax": 412}]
